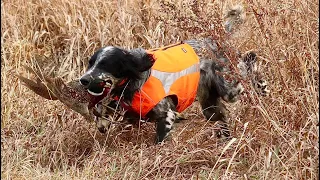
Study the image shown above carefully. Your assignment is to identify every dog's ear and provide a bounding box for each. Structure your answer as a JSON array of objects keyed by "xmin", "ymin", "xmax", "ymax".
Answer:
[{"xmin": 125, "ymin": 48, "xmax": 154, "ymax": 72}]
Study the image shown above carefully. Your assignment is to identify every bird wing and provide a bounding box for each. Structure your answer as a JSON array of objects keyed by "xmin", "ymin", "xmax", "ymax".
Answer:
[{"xmin": 17, "ymin": 65, "xmax": 93, "ymax": 121}]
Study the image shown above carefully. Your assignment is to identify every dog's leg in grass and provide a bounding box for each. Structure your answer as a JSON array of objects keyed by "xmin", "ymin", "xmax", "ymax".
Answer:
[
  {"xmin": 197, "ymin": 62, "xmax": 239, "ymax": 138},
  {"xmin": 147, "ymin": 97, "xmax": 177, "ymax": 144},
  {"xmin": 200, "ymin": 92, "xmax": 230, "ymax": 138},
  {"xmin": 93, "ymin": 100, "xmax": 125, "ymax": 133},
  {"xmin": 199, "ymin": 81, "xmax": 244, "ymax": 138},
  {"xmin": 222, "ymin": 82, "xmax": 244, "ymax": 103},
  {"xmin": 93, "ymin": 102, "xmax": 110, "ymax": 133},
  {"xmin": 155, "ymin": 109, "xmax": 176, "ymax": 143}
]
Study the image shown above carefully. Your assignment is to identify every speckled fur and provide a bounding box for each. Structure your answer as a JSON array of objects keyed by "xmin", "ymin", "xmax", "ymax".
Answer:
[{"xmin": 79, "ymin": 5, "xmax": 269, "ymax": 144}]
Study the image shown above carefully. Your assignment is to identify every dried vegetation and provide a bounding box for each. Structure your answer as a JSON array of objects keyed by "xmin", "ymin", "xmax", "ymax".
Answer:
[{"xmin": 1, "ymin": 0, "xmax": 319, "ymax": 179}]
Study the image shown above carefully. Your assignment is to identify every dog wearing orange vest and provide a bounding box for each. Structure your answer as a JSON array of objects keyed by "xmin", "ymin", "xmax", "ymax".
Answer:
[
  {"xmin": 79, "ymin": 6, "xmax": 269, "ymax": 143},
  {"xmin": 79, "ymin": 40, "xmax": 269, "ymax": 143}
]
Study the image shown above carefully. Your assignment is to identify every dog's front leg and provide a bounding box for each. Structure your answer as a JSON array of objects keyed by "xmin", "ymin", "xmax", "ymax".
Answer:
[
  {"xmin": 93, "ymin": 102, "xmax": 111, "ymax": 133},
  {"xmin": 147, "ymin": 97, "xmax": 177, "ymax": 144},
  {"xmin": 155, "ymin": 109, "xmax": 176, "ymax": 143},
  {"xmin": 93, "ymin": 100, "xmax": 123, "ymax": 133}
]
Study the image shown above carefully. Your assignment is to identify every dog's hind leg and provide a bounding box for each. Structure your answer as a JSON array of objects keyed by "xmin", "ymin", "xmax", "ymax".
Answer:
[
  {"xmin": 147, "ymin": 97, "xmax": 177, "ymax": 144},
  {"xmin": 221, "ymin": 81, "xmax": 244, "ymax": 103},
  {"xmin": 198, "ymin": 88, "xmax": 230, "ymax": 138}
]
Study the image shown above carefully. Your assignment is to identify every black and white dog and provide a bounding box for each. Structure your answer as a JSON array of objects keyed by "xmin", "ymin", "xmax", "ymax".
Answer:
[
  {"xmin": 79, "ymin": 6, "xmax": 269, "ymax": 143},
  {"xmin": 79, "ymin": 37, "xmax": 268, "ymax": 143}
]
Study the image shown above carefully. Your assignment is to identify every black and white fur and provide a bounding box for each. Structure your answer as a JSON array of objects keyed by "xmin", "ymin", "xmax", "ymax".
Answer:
[
  {"xmin": 79, "ymin": 6, "xmax": 269, "ymax": 144},
  {"xmin": 79, "ymin": 38, "xmax": 269, "ymax": 143}
]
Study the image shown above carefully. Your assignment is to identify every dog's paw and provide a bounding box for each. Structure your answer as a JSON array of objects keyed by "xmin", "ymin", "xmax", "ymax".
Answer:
[
  {"xmin": 95, "ymin": 117, "xmax": 111, "ymax": 133},
  {"xmin": 223, "ymin": 82, "xmax": 244, "ymax": 103},
  {"xmin": 254, "ymin": 79, "xmax": 270, "ymax": 96},
  {"xmin": 214, "ymin": 121, "xmax": 231, "ymax": 139},
  {"xmin": 236, "ymin": 82, "xmax": 245, "ymax": 95}
]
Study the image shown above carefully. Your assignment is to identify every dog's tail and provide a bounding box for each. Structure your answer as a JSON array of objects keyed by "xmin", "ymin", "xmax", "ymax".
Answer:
[{"xmin": 223, "ymin": 4, "xmax": 245, "ymax": 33}]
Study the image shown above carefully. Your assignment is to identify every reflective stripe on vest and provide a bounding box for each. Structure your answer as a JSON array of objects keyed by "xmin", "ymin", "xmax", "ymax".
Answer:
[{"xmin": 151, "ymin": 63, "xmax": 200, "ymax": 94}]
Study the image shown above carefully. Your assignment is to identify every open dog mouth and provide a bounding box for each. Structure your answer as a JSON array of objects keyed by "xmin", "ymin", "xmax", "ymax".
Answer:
[{"xmin": 87, "ymin": 78, "xmax": 113, "ymax": 96}]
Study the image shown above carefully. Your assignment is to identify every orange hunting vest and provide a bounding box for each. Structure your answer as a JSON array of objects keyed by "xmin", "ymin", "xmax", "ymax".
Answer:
[{"xmin": 130, "ymin": 42, "xmax": 200, "ymax": 117}]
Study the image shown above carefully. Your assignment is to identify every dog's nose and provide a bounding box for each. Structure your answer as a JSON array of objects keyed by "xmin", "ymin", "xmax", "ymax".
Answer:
[{"xmin": 79, "ymin": 77, "xmax": 91, "ymax": 86}]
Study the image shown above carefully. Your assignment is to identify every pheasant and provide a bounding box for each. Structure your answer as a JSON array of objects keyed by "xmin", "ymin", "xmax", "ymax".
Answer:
[{"xmin": 17, "ymin": 65, "xmax": 114, "ymax": 123}]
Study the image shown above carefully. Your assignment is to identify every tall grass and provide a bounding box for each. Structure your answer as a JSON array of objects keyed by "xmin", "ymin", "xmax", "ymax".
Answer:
[{"xmin": 1, "ymin": 0, "xmax": 318, "ymax": 179}]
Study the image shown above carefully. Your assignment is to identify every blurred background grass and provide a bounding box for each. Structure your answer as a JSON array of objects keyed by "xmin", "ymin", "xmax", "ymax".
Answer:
[{"xmin": 1, "ymin": 0, "xmax": 318, "ymax": 179}]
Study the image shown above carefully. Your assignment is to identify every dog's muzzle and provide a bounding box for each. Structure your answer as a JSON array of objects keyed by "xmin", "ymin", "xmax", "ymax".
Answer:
[{"xmin": 80, "ymin": 74, "xmax": 114, "ymax": 96}]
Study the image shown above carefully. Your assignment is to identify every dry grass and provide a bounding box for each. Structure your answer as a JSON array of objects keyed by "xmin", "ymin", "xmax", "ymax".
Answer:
[{"xmin": 1, "ymin": 0, "xmax": 319, "ymax": 179}]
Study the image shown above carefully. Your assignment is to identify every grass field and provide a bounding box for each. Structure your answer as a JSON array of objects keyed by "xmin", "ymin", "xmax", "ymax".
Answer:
[{"xmin": 1, "ymin": 0, "xmax": 319, "ymax": 179}]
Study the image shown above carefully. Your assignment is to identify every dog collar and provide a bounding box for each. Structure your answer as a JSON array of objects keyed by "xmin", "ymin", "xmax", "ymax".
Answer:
[{"xmin": 117, "ymin": 78, "xmax": 128, "ymax": 86}]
